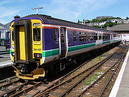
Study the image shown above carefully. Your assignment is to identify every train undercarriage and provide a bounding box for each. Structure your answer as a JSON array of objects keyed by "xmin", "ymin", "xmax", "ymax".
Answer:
[{"xmin": 13, "ymin": 41, "xmax": 121, "ymax": 80}]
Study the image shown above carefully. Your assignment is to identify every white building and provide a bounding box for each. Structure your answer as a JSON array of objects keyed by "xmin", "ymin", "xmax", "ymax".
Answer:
[
  {"xmin": 107, "ymin": 24, "xmax": 129, "ymax": 43},
  {"xmin": 110, "ymin": 19, "xmax": 123, "ymax": 24}
]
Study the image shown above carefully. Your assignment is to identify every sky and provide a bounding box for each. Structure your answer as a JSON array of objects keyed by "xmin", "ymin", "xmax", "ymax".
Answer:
[{"xmin": 0, "ymin": 0, "xmax": 129, "ymax": 24}]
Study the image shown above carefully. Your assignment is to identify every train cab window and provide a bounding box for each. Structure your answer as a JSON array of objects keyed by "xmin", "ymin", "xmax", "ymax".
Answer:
[{"xmin": 33, "ymin": 28, "xmax": 41, "ymax": 41}]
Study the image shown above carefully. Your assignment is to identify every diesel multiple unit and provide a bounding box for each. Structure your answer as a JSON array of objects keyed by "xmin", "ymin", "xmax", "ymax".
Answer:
[{"xmin": 10, "ymin": 14, "xmax": 121, "ymax": 80}]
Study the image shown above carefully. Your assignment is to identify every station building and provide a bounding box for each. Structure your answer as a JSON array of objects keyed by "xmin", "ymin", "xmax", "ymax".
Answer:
[{"xmin": 107, "ymin": 24, "xmax": 129, "ymax": 43}]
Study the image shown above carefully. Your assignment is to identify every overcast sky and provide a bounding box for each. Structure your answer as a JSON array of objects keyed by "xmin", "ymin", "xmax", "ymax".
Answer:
[{"xmin": 0, "ymin": 0, "xmax": 129, "ymax": 24}]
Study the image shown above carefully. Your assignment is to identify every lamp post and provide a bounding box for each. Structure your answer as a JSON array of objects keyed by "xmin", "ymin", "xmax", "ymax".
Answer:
[{"xmin": 32, "ymin": 7, "xmax": 43, "ymax": 14}]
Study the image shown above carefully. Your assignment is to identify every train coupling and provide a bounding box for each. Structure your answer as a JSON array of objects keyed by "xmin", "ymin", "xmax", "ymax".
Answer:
[{"xmin": 12, "ymin": 64, "xmax": 46, "ymax": 80}]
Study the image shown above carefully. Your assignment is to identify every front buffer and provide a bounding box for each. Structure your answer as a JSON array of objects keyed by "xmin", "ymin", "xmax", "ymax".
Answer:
[{"xmin": 13, "ymin": 64, "xmax": 46, "ymax": 80}]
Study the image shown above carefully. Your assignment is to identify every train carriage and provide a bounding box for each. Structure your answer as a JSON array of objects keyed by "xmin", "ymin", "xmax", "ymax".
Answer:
[{"xmin": 10, "ymin": 14, "xmax": 121, "ymax": 80}]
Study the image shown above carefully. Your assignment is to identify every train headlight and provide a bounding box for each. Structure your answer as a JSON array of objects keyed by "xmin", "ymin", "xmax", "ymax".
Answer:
[
  {"xmin": 11, "ymin": 52, "xmax": 15, "ymax": 56},
  {"xmin": 34, "ymin": 53, "xmax": 42, "ymax": 58}
]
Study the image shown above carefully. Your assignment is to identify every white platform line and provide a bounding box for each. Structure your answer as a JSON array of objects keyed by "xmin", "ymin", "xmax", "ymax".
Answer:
[{"xmin": 109, "ymin": 49, "xmax": 129, "ymax": 97}]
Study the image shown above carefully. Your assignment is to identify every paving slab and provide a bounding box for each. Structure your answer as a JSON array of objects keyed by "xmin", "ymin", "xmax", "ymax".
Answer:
[{"xmin": 109, "ymin": 49, "xmax": 129, "ymax": 97}]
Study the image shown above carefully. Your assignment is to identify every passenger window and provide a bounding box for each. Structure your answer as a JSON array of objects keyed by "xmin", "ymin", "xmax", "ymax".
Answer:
[
  {"xmin": 72, "ymin": 31, "xmax": 77, "ymax": 41},
  {"xmin": 33, "ymin": 28, "xmax": 41, "ymax": 41},
  {"xmin": 79, "ymin": 32, "xmax": 83, "ymax": 41},
  {"xmin": 52, "ymin": 29, "xmax": 58, "ymax": 41},
  {"xmin": 94, "ymin": 33, "xmax": 97, "ymax": 40},
  {"xmin": 61, "ymin": 33, "xmax": 65, "ymax": 43},
  {"xmin": 99, "ymin": 35, "xmax": 101, "ymax": 40}
]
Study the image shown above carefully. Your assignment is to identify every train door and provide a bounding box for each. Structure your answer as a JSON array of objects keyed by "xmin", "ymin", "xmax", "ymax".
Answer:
[
  {"xmin": 59, "ymin": 27, "xmax": 68, "ymax": 58},
  {"xmin": 96, "ymin": 32, "xmax": 103, "ymax": 45},
  {"xmin": 14, "ymin": 20, "xmax": 32, "ymax": 62},
  {"xmin": 19, "ymin": 26, "xmax": 26, "ymax": 60}
]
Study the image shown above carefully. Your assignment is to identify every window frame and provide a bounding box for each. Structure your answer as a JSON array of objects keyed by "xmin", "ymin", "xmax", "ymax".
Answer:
[{"xmin": 33, "ymin": 28, "xmax": 41, "ymax": 41}]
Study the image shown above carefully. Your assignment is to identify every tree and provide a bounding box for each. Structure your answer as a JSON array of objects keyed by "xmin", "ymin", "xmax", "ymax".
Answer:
[
  {"xmin": 103, "ymin": 22, "xmax": 117, "ymax": 28},
  {"xmin": 125, "ymin": 17, "xmax": 129, "ymax": 20}
]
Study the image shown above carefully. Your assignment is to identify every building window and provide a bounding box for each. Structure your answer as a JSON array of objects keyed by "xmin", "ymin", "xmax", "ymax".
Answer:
[{"xmin": 33, "ymin": 28, "xmax": 41, "ymax": 41}]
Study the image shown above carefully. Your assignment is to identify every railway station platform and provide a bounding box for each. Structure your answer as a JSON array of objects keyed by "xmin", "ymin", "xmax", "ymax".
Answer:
[
  {"xmin": 109, "ymin": 49, "xmax": 129, "ymax": 97},
  {"xmin": 0, "ymin": 46, "xmax": 11, "ymax": 68},
  {"xmin": 0, "ymin": 53, "xmax": 11, "ymax": 67},
  {"xmin": 0, "ymin": 46, "xmax": 6, "ymax": 51},
  {"xmin": 0, "ymin": 60, "xmax": 12, "ymax": 68},
  {"xmin": 0, "ymin": 46, "xmax": 9, "ymax": 55}
]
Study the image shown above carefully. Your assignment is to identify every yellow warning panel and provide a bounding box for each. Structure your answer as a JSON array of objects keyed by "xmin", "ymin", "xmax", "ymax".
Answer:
[{"xmin": 19, "ymin": 26, "xmax": 26, "ymax": 60}]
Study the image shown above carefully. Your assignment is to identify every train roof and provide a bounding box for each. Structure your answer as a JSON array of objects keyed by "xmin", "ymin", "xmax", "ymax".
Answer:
[{"xmin": 24, "ymin": 14, "xmax": 117, "ymax": 33}]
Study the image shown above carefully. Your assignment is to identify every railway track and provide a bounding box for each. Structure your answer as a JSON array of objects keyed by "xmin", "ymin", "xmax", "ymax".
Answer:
[
  {"xmin": 0, "ymin": 78, "xmax": 43, "ymax": 97},
  {"xmin": 77, "ymin": 48, "xmax": 126, "ymax": 97},
  {"xmin": 33, "ymin": 46, "xmax": 124, "ymax": 97},
  {"xmin": 0, "ymin": 45, "xmax": 127, "ymax": 97},
  {"xmin": 0, "ymin": 76, "xmax": 17, "ymax": 84},
  {"xmin": 81, "ymin": 45, "xmax": 128, "ymax": 97},
  {"xmin": 0, "ymin": 59, "xmax": 91, "ymax": 97},
  {"xmin": 0, "ymin": 76, "xmax": 19, "ymax": 88},
  {"xmin": 0, "ymin": 76, "xmax": 20, "ymax": 97}
]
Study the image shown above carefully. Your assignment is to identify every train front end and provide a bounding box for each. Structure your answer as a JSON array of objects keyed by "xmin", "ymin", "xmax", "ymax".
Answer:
[{"xmin": 10, "ymin": 17, "xmax": 45, "ymax": 80}]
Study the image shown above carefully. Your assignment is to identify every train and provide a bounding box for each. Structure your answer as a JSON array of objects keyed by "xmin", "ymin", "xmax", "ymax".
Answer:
[{"xmin": 10, "ymin": 14, "xmax": 121, "ymax": 80}]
